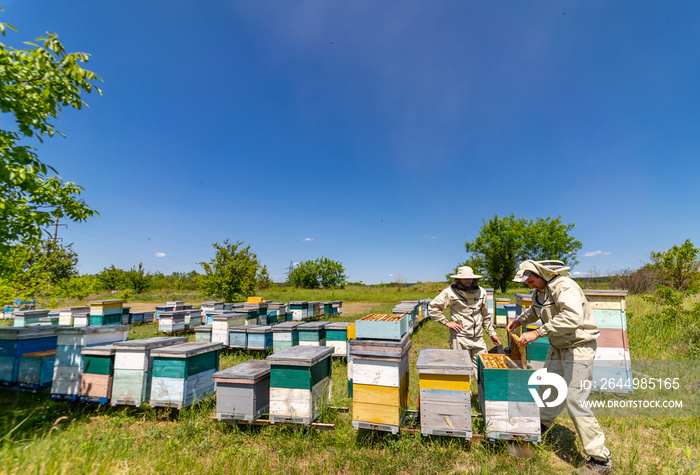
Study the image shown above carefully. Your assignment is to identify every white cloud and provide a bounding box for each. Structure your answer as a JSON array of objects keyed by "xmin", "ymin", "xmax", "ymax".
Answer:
[
  {"xmin": 303, "ymin": 238, "xmax": 314, "ymax": 242},
  {"xmin": 583, "ymin": 250, "xmax": 612, "ymax": 257},
  {"xmin": 388, "ymin": 274, "xmax": 394, "ymax": 277},
  {"xmin": 155, "ymin": 252, "xmax": 167, "ymax": 258},
  {"xmin": 572, "ymin": 271, "xmax": 586, "ymax": 276},
  {"xmin": 423, "ymin": 235, "xmax": 438, "ymax": 239}
]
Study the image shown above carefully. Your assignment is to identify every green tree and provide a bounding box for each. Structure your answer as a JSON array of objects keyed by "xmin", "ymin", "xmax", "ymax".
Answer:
[
  {"xmin": 200, "ymin": 240, "xmax": 262, "ymax": 302},
  {"xmin": 462, "ymin": 214, "xmax": 582, "ymax": 292},
  {"xmin": 124, "ymin": 263, "xmax": 151, "ymax": 294},
  {"xmin": 0, "ymin": 240, "xmax": 78, "ymax": 303},
  {"xmin": 96, "ymin": 265, "xmax": 126, "ymax": 291},
  {"xmin": 0, "ymin": 14, "xmax": 101, "ymax": 267},
  {"xmin": 289, "ymin": 257, "xmax": 346, "ymax": 289},
  {"xmin": 257, "ymin": 265, "xmax": 275, "ymax": 290},
  {"xmin": 649, "ymin": 239, "xmax": 700, "ymax": 291}
]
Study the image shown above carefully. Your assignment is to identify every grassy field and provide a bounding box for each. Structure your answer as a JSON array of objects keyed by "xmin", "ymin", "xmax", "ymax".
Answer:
[{"xmin": 1, "ymin": 286, "xmax": 698, "ymax": 474}]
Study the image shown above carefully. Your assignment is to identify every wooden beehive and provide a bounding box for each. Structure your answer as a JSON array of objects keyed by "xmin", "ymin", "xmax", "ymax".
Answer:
[
  {"xmin": 80, "ymin": 344, "xmax": 116, "ymax": 403},
  {"xmin": 494, "ymin": 298, "xmax": 510, "ymax": 327},
  {"xmin": 325, "ymin": 322, "xmax": 350, "ymax": 357},
  {"xmin": 297, "ymin": 321, "xmax": 329, "ymax": 347},
  {"xmin": 350, "ymin": 334, "xmax": 412, "ymax": 434},
  {"xmin": 289, "ymin": 302, "xmax": 309, "ymax": 321},
  {"xmin": 272, "ymin": 321, "xmax": 301, "ymax": 353},
  {"xmin": 50, "ymin": 325, "xmax": 129, "ymax": 401},
  {"xmin": 416, "ymin": 349, "xmax": 472, "ymax": 438},
  {"xmin": 228, "ymin": 326, "xmax": 248, "ymax": 349},
  {"xmin": 266, "ymin": 346, "xmax": 334, "ymax": 425},
  {"xmin": 194, "ymin": 325, "xmax": 212, "ymax": 343},
  {"xmin": 584, "ymin": 290, "xmax": 632, "ymax": 394},
  {"xmin": 158, "ymin": 310, "xmax": 188, "ymax": 334},
  {"xmin": 211, "ymin": 313, "xmax": 246, "ymax": 347},
  {"xmin": 110, "ymin": 336, "xmax": 188, "ymax": 406},
  {"xmin": 477, "ymin": 353, "xmax": 540, "ymax": 442},
  {"xmin": 89, "ymin": 300, "xmax": 125, "ymax": 326},
  {"xmin": 355, "ymin": 314, "xmax": 409, "ymax": 341},
  {"xmin": 346, "ymin": 323, "xmax": 356, "ymax": 397},
  {"xmin": 149, "ymin": 342, "xmax": 222, "ymax": 409},
  {"xmin": 1, "ymin": 324, "xmax": 58, "ymax": 382},
  {"xmin": 58, "ymin": 306, "xmax": 90, "ymax": 326},
  {"xmin": 17, "ymin": 350, "xmax": 56, "ymax": 391},
  {"xmin": 514, "ymin": 293, "xmax": 533, "ymax": 322},
  {"xmin": 214, "ymin": 359, "xmax": 270, "ymax": 421},
  {"xmin": 12, "ymin": 309, "xmax": 50, "ymax": 328},
  {"xmin": 247, "ymin": 325, "xmax": 273, "ymax": 351}
]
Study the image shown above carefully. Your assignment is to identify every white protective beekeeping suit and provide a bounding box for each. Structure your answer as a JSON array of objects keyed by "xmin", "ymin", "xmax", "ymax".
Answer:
[
  {"xmin": 514, "ymin": 260, "xmax": 611, "ymax": 463},
  {"xmin": 428, "ymin": 283, "xmax": 497, "ymax": 376}
]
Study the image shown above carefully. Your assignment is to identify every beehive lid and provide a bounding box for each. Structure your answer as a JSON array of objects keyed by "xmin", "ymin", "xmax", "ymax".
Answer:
[
  {"xmin": 246, "ymin": 325, "xmax": 272, "ymax": 334},
  {"xmin": 113, "ymin": 336, "xmax": 188, "ymax": 350},
  {"xmin": 416, "ymin": 349, "xmax": 472, "ymax": 374},
  {"xmin": 212, "ymin": 313, "xmax": 246, "ymax": 321},
  {"xmin": 267, "ymin": 345, "xmax": 334, "ymax": 366},
  {"xmin": 298, "ymin": 321, "xmax": 330, "ymax": 330},
  {"xmin": 214, "ymin": 359, "xmax": 270, "ymax": 380},
  {"xmin": 6, "ymin": 327, "xmax": 50, "ymax": 339},
  {"xmin": 201, "ymin": 301, "xmax": 224, "ymax": 306},
  {"xmin": 194, "ymin": 325, "xmax": 212, "ymax": 331},
  {"xmin": 583, "ymin": 290, "xmax": 628, "ymax": 297},
  {"xmin": 81, "ymin": 344, "xmax": 116, "ymax": 356},
  {"xmin": 13, "ymin": 309, "xmax": 51, "ymax": 317},
  {"xmin": 56, "ymin": 325, "xmax": 131, "ymax": 335},
  {"xmin": 272, "ymin": 322, "xmax": 302, "ymax": 331},
  {"xmin": 159, "ymin": 310, "xmax": 190, "ymax": 317},
  {"xmin": 325, "ymin": 322, "xmax": 350, "ymax": 330},
  {"xmin": 150, "ymin": 342, "xmax": 223, "ymax": 358}
]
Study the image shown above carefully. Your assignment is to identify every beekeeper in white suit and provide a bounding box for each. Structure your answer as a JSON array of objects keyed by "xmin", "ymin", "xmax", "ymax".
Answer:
[
  {"xmin": 507, "ymin": 259, "xmax": 612, "ymax": 475},
  {"xmin": 429, "ymin": 266, "xmax": 501, "ymax": 376}
]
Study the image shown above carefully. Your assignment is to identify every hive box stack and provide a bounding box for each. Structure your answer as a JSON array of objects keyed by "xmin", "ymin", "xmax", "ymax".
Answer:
[
  {"xmin": 584, "ymin": 290, "xmax": 632, "ymax": 394},
  {"xmin": 494, "ymin": 298, "xmax": 509, "ymax": 327},
  {"xmin": 214, "ymin": 359, "xmax": 270, "ymax": 422},
  {"xmin": 201, "ymin": 301, "xmax": 224, "ymax": 324},
  {"xmin": 477, "ymin": 353, "xmax": 540, "ymax": 442},
  {"xmin": 416, "ymin": 349, "xmax": 472, "ymax": 438},
  {"xmin": 332, "ymin": 301, "xmax": 343, "ymax": 315},
  {"xmin": 121, "ymin": 307, "xmax": 131, "ymax": 325},
  {"xmin": 110, "ymin": 336, "xmax": 188, "ymax": 406},
  {"xmin": 89, "ymin": 300, "xmax": 125, "ymax": 326},
  {"xmin": 194, "ymin": 325, "xmax": 213, "ymax": 342},
  {"xmin": 143, "ymin": 312, "xmax": 155, "ymax": 323},
  {"xmin": 485, "ymin": 289, "xmax": 495, "ymax": 315},
  {"xmin": 346, "ymin": 322, "xmax": 356, "ymax": 396},
  {"xmin": 514, "ymin": 293, "xmax": 533, "ymax": 321},
  {"xmin": 1, "ymin": 327, "xmax": 59, "ymax": 387},
  {"xmin": 211, "ymin": 313, "xmax": 247, "ymax": 347},
  {"xmin": 80, "ymin": 344, "xmax": 117, "ymax": 403},
  {"xmin": 228, "ymin": 326, "xmax": 248, "ymax": 349},
  {"xmin": 297, "ymin": 321, "xmax": 328, "ymax": 347},
  {"xmin": 129, "ymin": 311, "xmax": 145, "ymax": 324},
  {"xmin": 158, "ymin": 310, "xmax": 189, "ymax": 334},
  {"xmin": 351, "ymin": 314, "xmax": 411, "ymax": 434},
  {"xmin": 58, "ymin": 306, "xmax": 90, "ymax": 326},
  {"xmin": 247, "ymin": 325, "xmax": 273, "ymax": 351},
  {"xmin": 266, "ymin": 345, "xmax": 335, "ymax": 424},
  {"xmin": 17, "ymin": 350, "xmax": 56, "ymax": 391},
  {"xmin": 149, "ymin": 342, "xmax": 223, "ymax": 408},
  {"xmin": 39, "ymin": 315, "xmax": 59, "ymax": 326},
  {"xmin": 325, "ymin": 322, "xmax": 350, "ymax": 357},
  {"xmin": 272, "ymin": 321, "xmax": 301, "ymax": 353},
  {"xmin": 13, "ymin": 309, "xmax": 50, "ymax": 327},
  {"xmin": 289, "ymin": 302, "xmax": 309, "ymax": 321},
  {"xmin": 51, "ymin": 325, "xmax": 130, "ymax": 401},
  {"xmin": 184, "ymin": 308, "xmax": 202, "ymax": 329},
  {"xmin": 322, "ymin": 302, "xmax": 333, "ymax": 317}
]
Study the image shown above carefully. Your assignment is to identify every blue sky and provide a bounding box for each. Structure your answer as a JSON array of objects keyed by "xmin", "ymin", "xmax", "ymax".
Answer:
[{"xmin": 2, "ymin": 1, "xmax": 699, "ymax": 283}]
